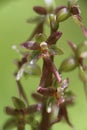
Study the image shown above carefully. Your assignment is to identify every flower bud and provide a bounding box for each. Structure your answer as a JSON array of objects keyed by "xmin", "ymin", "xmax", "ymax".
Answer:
[
  {"xmin": 56, "ymin": 8, "xmax": 70, "ymax": 22},
  {"xmin": 49, "ymin": 14, "xmax": 59, "ymax": 31},
  {"xmin": 59, "ymin": 57, "xmax": 77, "ymax": 72},
  {"xmin": 44, "ymin": 0, "xmax": 55, "ymax": 10},
  {"xmin": 49, "ymin": 14, "xmax": 56, "ymax": 22},
  {"xmin": 44, "ymin": 0, "xmax": 54, "ymax": 6}
]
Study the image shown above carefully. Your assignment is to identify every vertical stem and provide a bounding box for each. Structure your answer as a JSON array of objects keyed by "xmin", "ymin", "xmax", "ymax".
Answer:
[
  {"xmin": 39, "ymin": 57, "xmax": 53, "ymax": 130},
  {"xmin": 17, "ymin": 119, "xmax": 25, "ymax": 130},
  {"xmin": 17, "ymin": 126, "xmax": 25, "ymax": 130},
  {"xmin": 39, "ymin": 98, "xmax": 51, "ymax": 130}
]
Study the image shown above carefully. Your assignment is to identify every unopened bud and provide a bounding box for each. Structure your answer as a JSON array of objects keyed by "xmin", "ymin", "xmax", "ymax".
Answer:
[
  {"xmin": 44, "ymin": 0, "xmax": 55, "ymax": 9},
  {"xmin": 49, "ymin": 14, "xmax": 59, "ymax": 31},
  {"xmin": 59, "ymin": 57, "xmax": 77, "ymax": 72},
  {"xmin": 49, "ymin": 14, "xmax": 56, "ymax": 22},
  {"xmin": 56, "ymin": 8, "xmax": 70, "ymax": 22}
]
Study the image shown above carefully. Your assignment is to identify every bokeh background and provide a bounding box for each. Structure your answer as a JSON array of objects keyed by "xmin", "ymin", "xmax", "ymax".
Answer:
[{"xmin": 0, "ymin": 0, "xmax": 87, "ymax": 130}]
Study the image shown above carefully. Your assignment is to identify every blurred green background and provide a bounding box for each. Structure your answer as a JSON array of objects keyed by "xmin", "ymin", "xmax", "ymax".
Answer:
[{"xmin": 0, "ymin": 0, "xmax": 87, "ymax": 130}]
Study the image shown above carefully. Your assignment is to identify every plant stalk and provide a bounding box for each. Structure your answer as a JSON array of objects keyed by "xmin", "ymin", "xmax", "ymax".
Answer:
[{"xmin": 39, "ymin": 57, "xmax": 53, "ymax": 130}]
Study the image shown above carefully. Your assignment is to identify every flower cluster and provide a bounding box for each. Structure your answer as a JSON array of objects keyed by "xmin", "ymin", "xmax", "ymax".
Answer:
[{"xmin": 3, "ymin": 0, "xmax": 87, "ymax": 130}]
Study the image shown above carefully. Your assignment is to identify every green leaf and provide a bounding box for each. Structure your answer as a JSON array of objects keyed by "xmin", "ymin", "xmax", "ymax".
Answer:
[
  {"xmin": 49, "ymin": 45, "xmax": 64, "ymax": 55},
  {"xmin": 3, "ymin": 118, "xmax": 16, "ymax": 130},
  {"xmin": 12, "ymin": 97, "xmax": 25, "ymax": 109}
]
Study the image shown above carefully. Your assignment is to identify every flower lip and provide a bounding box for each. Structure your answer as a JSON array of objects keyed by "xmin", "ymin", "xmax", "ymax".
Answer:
[{"xmin": 40, "ymin": 42, "xmax": 48, "ymax": 51}]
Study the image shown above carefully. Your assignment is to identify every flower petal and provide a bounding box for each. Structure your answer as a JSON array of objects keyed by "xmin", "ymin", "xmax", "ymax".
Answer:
[
  {"xmin": 32, "ymin": 93, "xmax": 43, "ymax": 102},
  {"xmin": 12, "ymin": 96, "xmax": 25, "ymax": 109},
  {"xmin": 58, "ymin": 104, "xmax": 74, "ymax": 129},
  {"xmin": 46, "ymin": 31, "xmax": 62, "ymax": 45},
  {"xmin": 5, "ymin": 107, "xmax": 17, "ymax": 116},
  {"xmin": 33, "ymin": 6, "xmax": 47, "ymax": 15},
  {"xmin": 21, "ymin": 41, "xmax": 40, "ymax": 50},
  {"xmin": 49, "ymin": 45, "xmax": 64, "ymax": 55},
  {"xmin": 37, "ymin": 87, "xmax": 56, "ymax": 96},
  {"xmin": 67, "ymin": 40, "xmax": 77, "ymax": 52}
]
